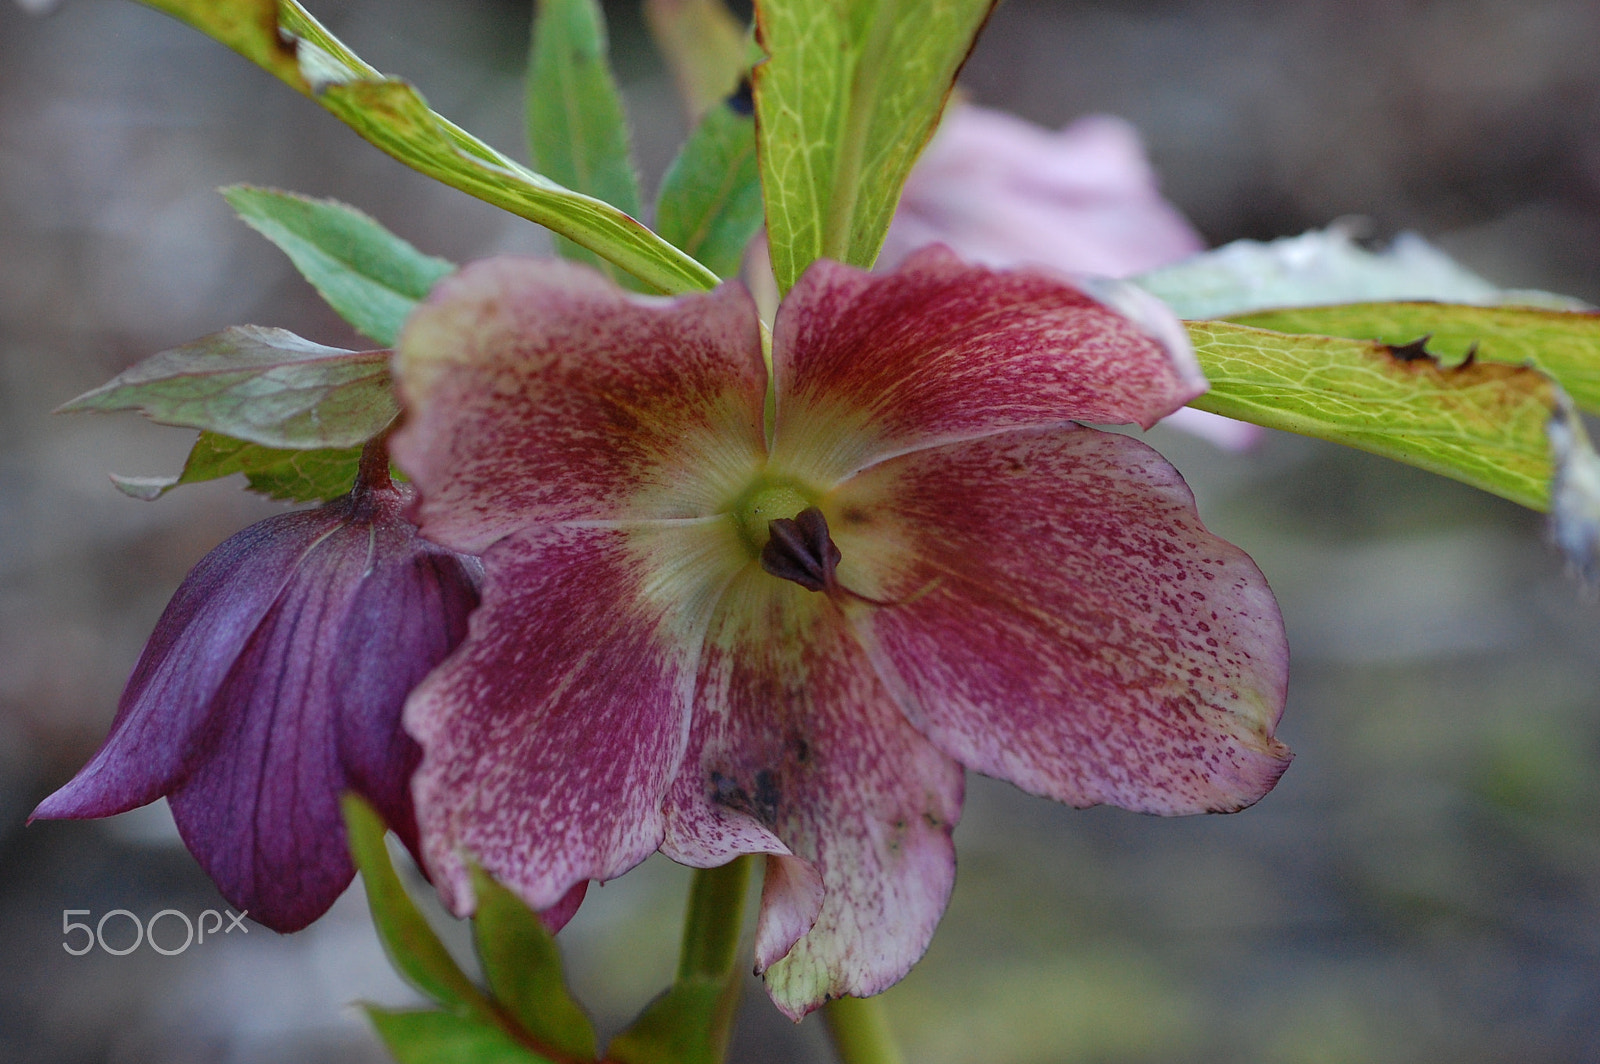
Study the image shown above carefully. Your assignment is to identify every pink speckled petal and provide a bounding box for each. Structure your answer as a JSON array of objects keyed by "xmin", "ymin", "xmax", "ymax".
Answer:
[
  {"xmin": 405, "ymin": 520, "xmax": 733, "ymax": 915},
  {"xmin": 770, "ymin": 248, "xmax": 1203, "ymax": 486},
  {"xmin": 392, "ymin": 257, "xmax": 768, "ymax": 552},
  {"xmin": 662, "ymin": 565, "xmax": 963, "ymax": 1019},
  {"xmin": 830, "ymin": 425, "xmax": 1290, "ymax": 814}
]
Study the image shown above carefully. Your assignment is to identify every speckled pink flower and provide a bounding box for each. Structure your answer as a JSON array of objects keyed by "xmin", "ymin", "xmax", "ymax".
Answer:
[{"xmin": 391, "ymin": 246, "xmax": 1291, "ymax": 1018}]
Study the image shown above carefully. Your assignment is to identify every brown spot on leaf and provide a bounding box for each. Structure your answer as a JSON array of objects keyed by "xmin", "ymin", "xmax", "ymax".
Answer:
[{"xmin": 1385, "ymin": 334, "xmax": 1436, "ymax": 363}]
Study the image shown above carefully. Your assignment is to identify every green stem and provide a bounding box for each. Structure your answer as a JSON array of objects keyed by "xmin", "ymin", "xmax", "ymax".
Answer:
[
  {"xmin": 672, "ymin": 857, "xmax": 754, "ymax": 1064},
  {"xmin": 823, "ymin": 995, "xmax": 904, "ymax": 1064},
  {"xmin": 677, "ymin": 856, "xmax": 753, "ymax": 982}
]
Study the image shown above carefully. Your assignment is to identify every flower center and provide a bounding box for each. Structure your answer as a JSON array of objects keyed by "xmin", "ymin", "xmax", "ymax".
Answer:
[{"xmin": 730, "ymin": 477, "xmax": 817, "ymax": 557}]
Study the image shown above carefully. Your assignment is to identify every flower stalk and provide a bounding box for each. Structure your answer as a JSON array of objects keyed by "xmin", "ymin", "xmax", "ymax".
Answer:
[
  {"xmin": 823, "ymin": 995, "xmax": 904, "ymax": 1064},
  {"xmin": 678, "ymin": 856, "xmax": 753, "ymax": 982}
]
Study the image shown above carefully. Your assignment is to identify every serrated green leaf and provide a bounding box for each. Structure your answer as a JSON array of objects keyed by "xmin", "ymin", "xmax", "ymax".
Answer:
[
  {"xmin": 112, "ymin": 432, "xmax": 362, "ymax": 502},
  {"xmin": 1230, "ymin": 302, "xmax": 1600, "ymax": 417},
  {"xmin": 643, "ymin": 0, "xmax": 749, "ymax": 120},
  {"xmin": 223, "ymin": 186, "xmax": 455, "ymax": 346},
  {"xmin": 134, "ymin": 0, "xmax": 719, "ymax": 295},
  {"xmin": 606, "ymin": 980, "xmax": 730, "ymax": 1064},
  {"xmin": 655, "ymin": 97, "xmax": 763, "ymax": 279},
  {"xmin": 60, "ymin": 325, "xmax": 396, "ymax": 449},
  {"xmin": 469, "ymin": 867, "xmax": 597, "ymax": 1062},
  {"xmin": 1188, "ymin": 321, "xmax": 1560, "ymax": 510},
  {"xmin": 365, "ymin": 1008, "xmax": 556, "ymax": 1064},
  {"xmin": 526, "ymin": 0, "xmax": 645, "ymax": 287},
  {"xmin": 342, "ymin": 795, "xmax": 491, "ymax": 1018},
  {"xmin": 753, "ymin": 0, "xmax": 996, "ymax": 293}
]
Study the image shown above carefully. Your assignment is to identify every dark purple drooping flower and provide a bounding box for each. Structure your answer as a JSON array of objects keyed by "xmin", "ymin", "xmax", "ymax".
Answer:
[{"xmin": 32, "ymin": 447, "xmax": 482, "ymax": 932}]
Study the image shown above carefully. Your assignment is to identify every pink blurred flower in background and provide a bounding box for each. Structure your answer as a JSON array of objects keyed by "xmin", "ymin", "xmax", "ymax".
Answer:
[{"xmin": 881, "ymin": 105, "xmax": 1204, "ymax": 278}]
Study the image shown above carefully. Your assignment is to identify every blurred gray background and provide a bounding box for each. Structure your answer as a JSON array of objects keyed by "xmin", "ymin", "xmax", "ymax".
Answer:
[{"xmin": 3, "ymin": 1, "xmax": 1599, "ymax": 1061}]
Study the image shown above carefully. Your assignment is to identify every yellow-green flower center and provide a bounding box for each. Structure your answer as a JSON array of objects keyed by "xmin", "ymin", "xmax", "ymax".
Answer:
[{"xmin": 729, "ymin": 476, "xmax": 818, "ymax": 557}]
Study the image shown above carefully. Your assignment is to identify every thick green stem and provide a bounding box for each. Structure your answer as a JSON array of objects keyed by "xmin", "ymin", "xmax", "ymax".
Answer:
[
  {"xmin": 677, "ymin": 856, "xmax": 753, "ymax": 982},
  {"xmin": 823, "ymin": 995, "xmax": 904, "ymax": 1064}
]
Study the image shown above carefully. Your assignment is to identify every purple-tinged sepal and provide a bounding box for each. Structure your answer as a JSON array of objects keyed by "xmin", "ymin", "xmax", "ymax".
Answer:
[{"xmin": 32, "ymin": 444, "xmax": 482, "ymax": 932}]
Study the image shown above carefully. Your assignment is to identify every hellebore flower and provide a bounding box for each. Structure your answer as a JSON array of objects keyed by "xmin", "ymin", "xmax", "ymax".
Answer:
[
  {"xmin": 392, "ymin": 247, "xmax": 1291, "ymax": 1017},
  {"xmin": 32, "ymin": 449, "xmax": 483, "ymax": 932},
  {"xmin": 883, "ymin": 104, "xmax": 1257, "ymax": 451},
  {"xmin": 879, "ymin": 105, "xmax": 1205, "ymax": 279}
]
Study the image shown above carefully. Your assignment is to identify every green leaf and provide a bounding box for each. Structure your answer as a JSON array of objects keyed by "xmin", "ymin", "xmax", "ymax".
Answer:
[
  {"xmin": 753, "ymin": 0, "xmax": 996, "ymax": 293},
  {"xmin": 1229, "ymin": 302, "xmax": 1600, "ymax": 417},
  {"xmin": 1187, "ymin": 321, "xmax": 1562, "ymax": 510},
  {"xmin": 365, "ymin": 1008, "xmax": 555, "ymax": 1064},
  {"xmin": 59, "ymin": 325, "xmax": 397, "ymax": 449},
  {"xmin": 470, "ymin": 868, "xmax": 597, "ymax": 1062},
  {"xmin": 111, "ymin": 432, "xmax": 361, "ymax": 503},
  {"xmin": 342, "ymin": 795, "xmax": 491, "ymax": 1018},
  {"xmin": 223, "ymin": 186, "xmax": 455, "ymax": 346},
  {"xmin": 526, "ymin": 0, "xmax": 645, "ymax": 286},
  {"xmin": 135, "ymin": 0, "xmax": 719, "ymax": 294},
  {"xmin": 655, "ymin": 95, "xmax": 763, "ymax": 279},
  {"xmin": 1134, "ymin": 228, "xmax": 1588, "ymax": 321},
  {"xmin": 606, "ymin": 980, "xmax": 731, "ymax": 1064},
  {"xmin": 643, "ymin": 0, "xmax": 750, "ymax": 120}
]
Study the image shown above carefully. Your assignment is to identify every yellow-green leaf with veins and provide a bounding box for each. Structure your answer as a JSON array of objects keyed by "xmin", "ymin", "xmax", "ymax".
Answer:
[
  {"xmin": 1188, "ymin": 321, "xmax": 1559, "ymax": 510},
  {"xmin": 1231, "ymin": 302, "xmax": 1600, "ymax": 416},
  {"xmin": 134, "ymin": 0, "xmax": 717, "ymax": 295},
  {"xmin": 754, "ymin": 0, "xmax": 996, "ymax": 294}
]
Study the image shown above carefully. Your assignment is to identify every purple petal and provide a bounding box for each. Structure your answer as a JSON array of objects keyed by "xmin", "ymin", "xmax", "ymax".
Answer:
[
  {"xmin": 31, "ymin": 508, "xmax": 345, "ymax": 821},
  {"xmin": 166, "ymin": 520, "xmax": 380, "ymax": 932},
  {"xmin": 332, "ymin": 519, "xmax": 481, "ymax": 860}
]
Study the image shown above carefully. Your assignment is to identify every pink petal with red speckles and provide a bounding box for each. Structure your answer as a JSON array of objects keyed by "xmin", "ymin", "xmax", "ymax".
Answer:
[
  {"xmin": 769, "ymin": 248, "xmax": 1204, "ymax": 487},
  {"xmin": 392, "ymin": 257, "xmax": 768, "ymax": 553},
  {"xmin": 661, "ymin": 565, "xmax": 963, "ymax": 1019},
  {"xmin": 830, "ymin": 425, "xmax": 1290, "ymax": 814},
  {"xmin": 405, "ymin": 519, "xmax": 737, "ymax": 915}
]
